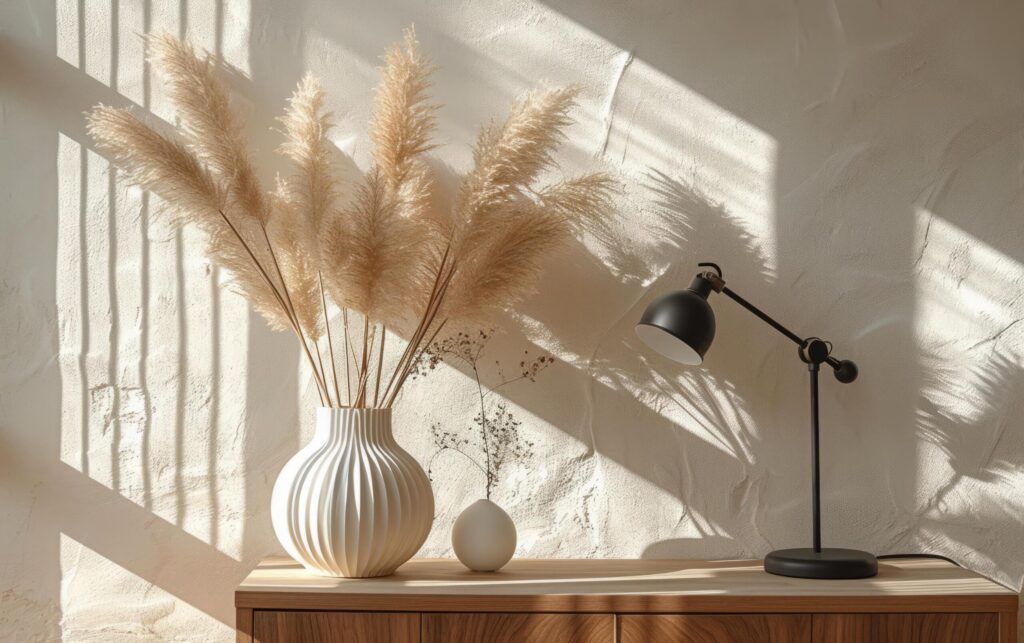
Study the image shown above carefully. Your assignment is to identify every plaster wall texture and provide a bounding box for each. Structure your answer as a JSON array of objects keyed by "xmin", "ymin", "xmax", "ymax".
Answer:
[{"xmin": 2, "ymin": 0, "xmax": 1023, "ymax": 640}]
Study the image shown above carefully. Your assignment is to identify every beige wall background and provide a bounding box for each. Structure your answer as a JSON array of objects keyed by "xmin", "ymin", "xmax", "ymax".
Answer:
[{"xmin": 2, "ymin": 0, "xmax": 1023, "ymax": 640}]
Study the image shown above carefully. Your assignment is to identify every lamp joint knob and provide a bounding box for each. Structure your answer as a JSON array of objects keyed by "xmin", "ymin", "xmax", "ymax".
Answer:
[{"xmin": 799, "ymin": 338, "xmax": 831, "ymax": 365}]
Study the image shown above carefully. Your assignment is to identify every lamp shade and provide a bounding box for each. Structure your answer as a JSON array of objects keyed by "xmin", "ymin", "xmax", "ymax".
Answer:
[{"xmin": 635, "ymin": 276, "xmax": 716, "ymax": 365}]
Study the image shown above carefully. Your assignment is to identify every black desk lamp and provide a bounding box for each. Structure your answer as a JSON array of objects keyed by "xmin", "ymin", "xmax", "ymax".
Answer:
[{"xmin": 635, "ymin": 262, "xmax": 877, "ymax": 580}]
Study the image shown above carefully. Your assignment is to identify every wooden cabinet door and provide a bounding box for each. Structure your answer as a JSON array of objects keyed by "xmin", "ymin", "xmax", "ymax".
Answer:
[
  {"xmin": 813, "ymin": 613, "xmax": 999, "ymax": 643},
  {"xmin": 253, "ymin": 611, "xmax": 418, "ymax": 643},
  {"xmin": 619, "ymin": 614, "xmax": 811, "ymax": 643},
  {"xmin": 422, "ymin": 613, "xmax": 613, "ymax": 643}
]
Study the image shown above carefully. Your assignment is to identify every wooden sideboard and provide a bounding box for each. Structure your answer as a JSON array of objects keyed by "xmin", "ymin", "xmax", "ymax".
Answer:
[{"xmin": 235, "ymin": 557, "xmax": 1017, "ymax": 642}]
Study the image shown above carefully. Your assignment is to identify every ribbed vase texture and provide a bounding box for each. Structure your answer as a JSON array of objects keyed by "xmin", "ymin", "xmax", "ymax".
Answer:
[{"xmin": 271, "ymin": 407, "xmax": 434, "ymax": 578}]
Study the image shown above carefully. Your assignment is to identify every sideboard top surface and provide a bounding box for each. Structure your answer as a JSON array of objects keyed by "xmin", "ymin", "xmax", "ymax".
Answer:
[{"xmin": 238, "ymin": 557, "xmax": 1013, "ymax": 601}]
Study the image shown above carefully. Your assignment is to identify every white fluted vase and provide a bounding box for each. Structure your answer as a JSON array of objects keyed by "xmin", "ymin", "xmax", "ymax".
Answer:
[{"xmin": 271, "ymin": 407, "xmax": 434, "ymax": 578}]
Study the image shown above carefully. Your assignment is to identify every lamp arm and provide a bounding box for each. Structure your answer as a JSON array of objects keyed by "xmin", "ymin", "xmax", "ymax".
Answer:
[
  {"xmin": 721, "ymin": 286, "xmax": 805, "ymax": 347},
  {"xmin": 705, "ymin": 277, "xmax": 856, "ymax": 381},
  {"xmin": 697, "ymin": 264, "xmax": 804, "ymax": 346}
]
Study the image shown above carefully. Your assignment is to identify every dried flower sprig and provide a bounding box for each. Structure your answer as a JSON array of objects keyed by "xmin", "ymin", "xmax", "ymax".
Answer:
[
  {"xmin": 422, "ymin": 330, "xmax": 549, "ymax": 498},
  {"xmin": 87, "ymin": 26, "xmax": 613, "ymax": 409}
]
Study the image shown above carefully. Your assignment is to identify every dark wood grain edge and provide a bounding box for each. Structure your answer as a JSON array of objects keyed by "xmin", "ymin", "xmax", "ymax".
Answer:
[
  {"xmin": 236, "ymin": 607, "xmax": 253, "ymax": 643},
  {"xmin": 999, "ymin": 609, "xmax": 1017, "ymax": 643},
  {"xmin": 420, "ymin": 612, "xmax": 615, "ymax": 643},
  {"xmin": 234, "ymin": 591, "xmax": 1018, "ymax": 614}
]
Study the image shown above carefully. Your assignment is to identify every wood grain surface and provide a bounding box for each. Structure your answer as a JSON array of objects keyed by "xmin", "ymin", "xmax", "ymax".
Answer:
[
  {"xmin": 421, "ymin": 613, "xmax": 613, "ymax": 643},
  {"xmin": 253, "ymin": 611, "xmax": 418, "ymax": 643},
  {"xmin": 619, "ymin": 614, "xmax": 812, "ymax": 643},
  {"xmin": 999, "ymin": 609, "xmax": 1018, "ymax": 643},
  {"xmin": 812, "ymin": 612, "xmax": 1000, "ymax": 642},
  {"xmin": 235, "ymin": 607, "xmax": 253, "ymax": 643},
  {"xmin": 236, "ymin": 557, "xmax": 1016, "ymax": 614}
]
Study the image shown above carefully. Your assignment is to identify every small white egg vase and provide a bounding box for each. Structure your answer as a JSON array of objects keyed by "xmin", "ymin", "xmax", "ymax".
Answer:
[
  {"xmin": 271, "ymin": 407, "xmax": 434, "ymax": 578},
  {"xmin": 451, "ymin": 498, "xmax": 517, "ymax": 572}
]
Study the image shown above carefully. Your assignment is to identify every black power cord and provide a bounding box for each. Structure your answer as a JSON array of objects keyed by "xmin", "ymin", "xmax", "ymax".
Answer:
[
  {"xmin": 877, "ymin": 553, "xmax": 961, "ymax": 567},
  {"xmin": 878, "ymin": 553, "xmax": 1021, "ymax": 593}
]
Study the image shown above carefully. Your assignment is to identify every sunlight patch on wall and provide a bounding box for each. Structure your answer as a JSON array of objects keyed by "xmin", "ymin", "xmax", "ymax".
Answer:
[
  {"xmin": 914, "ymin": 208, "xmax": 1024, "ymax": 408},
  {"xmin": 53, "ymin": 0, "xmax": 255, "ymax": 559},
  {"xmin": 597, "ymin": 56, "xmax": 778, "ymax": 275},
  {"xmin": 59, "ymin": 532, "xmax": 233, "ymax": 640},
  {"xmin": 55, "ymin": 130, "xmax": 251, "ymax": 558},
  {"xmin": 56, "ymin": 132, "xmax": 84, "ymax": 470},
  {"xmin": 55, "ymin": 0, "xmax": 114, "ymax": 87},
  {"xmin": 55, "ymin": 0, "xmax": 79, "ymax": 69},
  {"xmin": 913, "ymin": 207, "xmax": 1024, "ymax": 517},
  {"xmin": 56, "ymin": 0, "xmax": 253, "ymax": 112}
]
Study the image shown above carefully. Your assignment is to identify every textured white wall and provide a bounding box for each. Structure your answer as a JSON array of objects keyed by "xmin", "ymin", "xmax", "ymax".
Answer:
[{"xmin": 2, "ymin": 0, "xmax": 1023, "ymax": 640}]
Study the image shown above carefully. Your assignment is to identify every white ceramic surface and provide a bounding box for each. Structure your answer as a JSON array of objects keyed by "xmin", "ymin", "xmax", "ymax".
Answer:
[
  {"xmin": 271, "ymin": 407, "xmax": 434, "ymax": 578},
  {"xmin": 451, "ymin": 499, "xmax": 517, "ymax": 572}
]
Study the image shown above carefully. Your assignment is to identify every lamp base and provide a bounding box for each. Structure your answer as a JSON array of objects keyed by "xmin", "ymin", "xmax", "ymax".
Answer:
[{"xmin": 764, "ymin": 548, "xmax": 877, "ymax": 579}]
